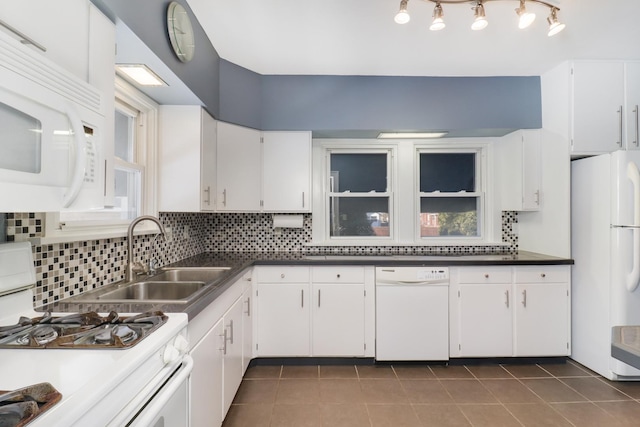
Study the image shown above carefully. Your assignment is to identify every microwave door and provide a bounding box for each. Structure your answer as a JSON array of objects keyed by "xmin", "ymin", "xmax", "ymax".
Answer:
[{"xmin": 0, "ymin": 91, "xmax": 77, "ymax": 210}]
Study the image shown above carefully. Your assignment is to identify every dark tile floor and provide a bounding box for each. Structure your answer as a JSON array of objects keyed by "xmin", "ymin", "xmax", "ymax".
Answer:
[{"xmin": 222, "ymin": 360, "xmax": 640, "ymax": 426}]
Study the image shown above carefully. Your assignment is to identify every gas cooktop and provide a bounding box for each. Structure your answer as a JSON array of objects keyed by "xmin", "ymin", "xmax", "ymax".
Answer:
[{"xmin": 0, "ymin": 311, "xmax": 168, "ymax": 349}]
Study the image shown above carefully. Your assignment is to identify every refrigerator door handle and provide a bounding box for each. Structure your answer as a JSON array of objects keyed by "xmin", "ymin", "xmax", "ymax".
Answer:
[{"xmin": 626, "ymin": 161, "xmax": 640, "ymax": 292}]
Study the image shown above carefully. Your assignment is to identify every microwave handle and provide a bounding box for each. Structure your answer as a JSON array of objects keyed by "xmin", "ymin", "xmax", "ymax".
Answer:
[{"xmin": 62, "ymin": 105, "xmax": 87, "ymax": 208}]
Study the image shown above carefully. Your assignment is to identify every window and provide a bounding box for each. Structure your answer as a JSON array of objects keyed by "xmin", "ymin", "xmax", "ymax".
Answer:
[
  {"xmin": 312, "ymin": 139, "xmax": 493, "ymax": 245},
  {"xmin": 328, "ymin": 150, "xmax": 392, "ymax": 239},
  {"xmin": 418, "ymin": 151, "xmax": 482, "ymax": 239}
]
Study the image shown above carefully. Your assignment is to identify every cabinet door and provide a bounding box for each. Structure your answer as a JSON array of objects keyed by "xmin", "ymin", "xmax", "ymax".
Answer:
[
  {"xmin": 514, "ymin": 283, "xmax": 569, "ymax": 356},
  {"xmin": 626, "ymin": 62, "xmax": 640, "ymax": 150},
  {"xmin": 312, "ymin": 284, "xmax": 365, "ymax": 356},
  {"xmin": 572, "ymin": 62, "xmax": 625, "ymax": 153},
  {"xmin": 223, "ymin": 297, "xmax": 244, "ymax": 418},
  {"xmin": 496, "ymin": 130, "xmax": 541, "ymax": 211},
  {"xmin": 190, "ymin": 319, "xmax": 224, "ymax": 427},
  {"xmin": 241, "ymin": 287, "xmax": 253, "ymax": 374},
  {"xmin": 216, "ymin": 122, "xmax": 262, "ymax": 211},
  {"xmin": 256, "ymin": 283, "xmax": 310, "ymax": 356},
  {"xmin": 262, "ymin": 131, "xmax": 311, "ymax": 212},
  {"xmin": 200, "ymin": 112, "xmax": 216, "ymax": 211},
  {"xmin": 159, "ymin": 105, "xmax": 205, "ymax": 212},
  {"xmin": 458, "ymin": 284, "xmax": 512, "ymax": 357}
]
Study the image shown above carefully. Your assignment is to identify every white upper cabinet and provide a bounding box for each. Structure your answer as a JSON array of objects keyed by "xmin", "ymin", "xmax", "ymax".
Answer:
[
  {"xmin": 572, "ymin": 61, "xmax": 625, "ymax": 153},
  {"xmin": 495, "ymin": 130, "xmax": 541, "ymax": 211},
  {"xmin": 159, "ymin": 106, "xmax": 217, "ymax": 212},
  {"xmin": 216, "ymin": 122, "xmax": 262, "ymax": 211},
  {"xmin": 626, "ymin": 62, "xmax": 640, "ymax": 150},
  {"xmin": 262, "ymin": 131, "xmax": 312, "ymax": 212},
  {"xmin": 0, "ymin": 0, "xmax": 90, "ymax": 80},
  {"xmin": 542, "ymin": 60, "xmax": 640, "ymax": 155}
]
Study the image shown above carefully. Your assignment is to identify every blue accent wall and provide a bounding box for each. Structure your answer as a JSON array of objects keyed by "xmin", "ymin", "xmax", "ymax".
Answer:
[
  {"xmin": 258, "ymin": 75, "xmax": 541, "ymax": 133},
  {"xmin": 219, "ymin": 60, "xmax": 262, "ymax": 130}
]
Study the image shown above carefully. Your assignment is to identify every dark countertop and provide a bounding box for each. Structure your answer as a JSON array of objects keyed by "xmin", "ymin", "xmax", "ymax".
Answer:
[{"xmin": 41, "ymin": 250, "xmax": 573, "ymax": 320}]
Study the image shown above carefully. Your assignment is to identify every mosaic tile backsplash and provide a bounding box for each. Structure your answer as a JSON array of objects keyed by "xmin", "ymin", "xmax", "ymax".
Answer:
[{"xmin": 4, "ymin": 211, "xmax": 517, "ymax": 307}]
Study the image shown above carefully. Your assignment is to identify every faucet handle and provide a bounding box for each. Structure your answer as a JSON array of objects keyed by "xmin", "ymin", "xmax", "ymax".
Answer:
[
  {"xmin": 148, "ymin": 258, "xmax": 159, "ymax": 275},
  {"xmin": 131, "ymin": 261, "xmax": 149, "ymax": 276}
]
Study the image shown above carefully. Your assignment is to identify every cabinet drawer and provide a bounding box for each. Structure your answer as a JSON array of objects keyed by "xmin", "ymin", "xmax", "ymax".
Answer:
[
  {"xmin": 458, "ymin": 267, "xmax": 512, "ymax": 284},
  {"xmin": 514, "ymin": 266, "xmax": 569, "ymax": 283},
  {"xmin": 257, "ymin": 266, "xmax": 309, "ymax": 283},
  {"xmin": 312, "ymin": 266, "xmax": 365, "ymax": 283}
]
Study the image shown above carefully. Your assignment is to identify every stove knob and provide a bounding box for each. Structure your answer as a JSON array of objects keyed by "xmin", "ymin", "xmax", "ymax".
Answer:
[
  {"xmin": 163, "ymin": 345, "xmax": 180, "ymax": 364},
  {"xmin": 174, "ymin": 335, "xmax": 189, "ymax": 354}
]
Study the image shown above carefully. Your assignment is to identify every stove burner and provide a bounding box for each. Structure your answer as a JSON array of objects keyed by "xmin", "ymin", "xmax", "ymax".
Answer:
[
  {"xmin": 32, "ymin": 326, "xmax": 58, "ymax": 345},
  {"xmin": 94, "ymin": 325, "xmax": 137, "ymax": 344}
]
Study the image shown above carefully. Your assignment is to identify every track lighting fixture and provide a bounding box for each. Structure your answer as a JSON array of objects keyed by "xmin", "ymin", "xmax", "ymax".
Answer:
[
  {"xmin": 394, "ymin": 0, "xmax": 565, "ymax": 36},
  {"xmin": 515, "ymin": 0, "xmax": 536, "ymax": 29},
  {"xmin": 546, "ymin": 7, "xmax": 566, "ymax": 37},
  {"xmin": 430, "ymin": 2, "xmax": 446, "ymax": 31},
  {"xmin": 471, "ymin": 1, "xmax": 488, "ymax": 31},
  {"xmin": 394, "ymin": 0, "xmax": 411, "ymax": 24}
]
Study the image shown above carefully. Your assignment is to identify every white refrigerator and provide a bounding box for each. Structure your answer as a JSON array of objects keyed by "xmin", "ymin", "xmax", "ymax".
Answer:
[{"xmin": 572, "ymin": 150, "xmax": 640, "ymax": 380}]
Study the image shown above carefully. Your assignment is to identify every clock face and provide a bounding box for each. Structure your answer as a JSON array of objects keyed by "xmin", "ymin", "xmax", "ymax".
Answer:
[{"xmin": 167, "ymin": 2, "xmax": 195, "ymax": 62}]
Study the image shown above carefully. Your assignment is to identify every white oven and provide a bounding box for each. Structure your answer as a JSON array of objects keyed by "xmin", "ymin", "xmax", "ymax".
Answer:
[
  {"xmin": 0, "ymin": 30, "xmax": 104, "ymax": 212},
  {"xmin": 0, "ymin": 242, "xmax": 190, "ymax": 427}
]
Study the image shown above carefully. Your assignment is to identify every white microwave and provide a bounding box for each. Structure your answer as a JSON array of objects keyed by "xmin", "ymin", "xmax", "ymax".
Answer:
[{"xmin": 0, "ymin": 31, "xmax": 105, "ymax": 212}]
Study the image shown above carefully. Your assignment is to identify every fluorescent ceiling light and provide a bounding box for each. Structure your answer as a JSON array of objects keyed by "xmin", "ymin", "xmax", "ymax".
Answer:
[
  {"xmin": 116, "ymin": 64, "xmax": 167, "ymax": 86},
  {"xmin": 377, "ymin": 132, "xmax": 448, "ymax": 139}
]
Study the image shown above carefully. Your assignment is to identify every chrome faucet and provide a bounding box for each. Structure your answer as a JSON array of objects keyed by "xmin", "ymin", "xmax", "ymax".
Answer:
[{"xmin": 126, "ymin": 215, "xmax": 167, "ymax": 282}]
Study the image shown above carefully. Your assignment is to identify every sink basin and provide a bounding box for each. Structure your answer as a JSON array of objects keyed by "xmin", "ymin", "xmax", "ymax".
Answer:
[
  {"xmin": 154, "ymin": 267, "xmax": 231, "ymax": 283},
  {"xmin": 96, "ymin": 281, "xmax": 206, "ymax": 301},
  {"xmin": 64, "ymin": 267, "xmax": 232, "ymax": 304}
]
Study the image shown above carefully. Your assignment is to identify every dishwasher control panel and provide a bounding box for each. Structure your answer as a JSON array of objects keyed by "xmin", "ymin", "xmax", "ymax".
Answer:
[{"xmin": 376, "ymin": 267, "xmax": 449, "ymax": 283}]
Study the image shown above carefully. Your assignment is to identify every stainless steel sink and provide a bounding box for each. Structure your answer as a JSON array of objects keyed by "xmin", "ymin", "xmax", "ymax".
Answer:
[
  {"xmin": 96, "ymin": 281, "xmax": 206, "ymax": 301},
  {"xmin": 155, "ymin": 267, "xmax": 231, "ymax": 283},
  {"xmin": 64, "ymin": 267, "xmax": 232, "ymax": 304}
]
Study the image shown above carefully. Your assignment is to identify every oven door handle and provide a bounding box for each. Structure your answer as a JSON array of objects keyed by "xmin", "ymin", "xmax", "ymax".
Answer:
[{"xmin": 129, "ymin": 355, "xmax": 193, "ymax": 426}]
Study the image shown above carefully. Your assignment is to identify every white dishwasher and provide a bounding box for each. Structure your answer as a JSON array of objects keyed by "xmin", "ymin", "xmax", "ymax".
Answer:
[{"xmin": 375, "ymin": 266, "xmax": 449, "ymax": 361}]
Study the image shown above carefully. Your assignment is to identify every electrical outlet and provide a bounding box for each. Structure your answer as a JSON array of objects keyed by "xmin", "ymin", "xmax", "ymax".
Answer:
[
  {"xmin": 182, "ymin": 226, "xmax": 190, "ymax": 239},
  {"xmin": 164, "ymin": 226, "xmax": 173, "ymax": 242}
]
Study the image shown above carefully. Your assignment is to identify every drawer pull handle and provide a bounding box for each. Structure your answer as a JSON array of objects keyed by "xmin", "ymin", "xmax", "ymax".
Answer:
[
  {"xmin": 505, "ymin": 290, "xmax": 509, "ymax": 308},
  {"xmin": 301, "ymin": 289, "xmax": 304, "ymax": 308},
  {"xmin": 522, "ymin": 290, "xmax": 527, "ymax": 307},
  {"xmin": 318, "ymin": 289, "xmax": 321, "ymax": 307}
]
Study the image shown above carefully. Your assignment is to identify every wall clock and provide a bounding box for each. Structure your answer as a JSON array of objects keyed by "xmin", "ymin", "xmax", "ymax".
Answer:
[{"xmin": 167, "ymin": 2, "xmax": 195, "ymax": 62}]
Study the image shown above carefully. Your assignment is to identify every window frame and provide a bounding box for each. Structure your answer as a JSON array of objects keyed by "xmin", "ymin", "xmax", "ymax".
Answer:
[
  {"xmin": 326, "ymin": 148, "xmax": 394, "ymax": 241},
  {"xmin": 311, "ymin": 138, "xmax": 497, "ymax": 246},
  {"xmin": 415, "ymin": 146, "xmax": 485, "ymax": 243}
]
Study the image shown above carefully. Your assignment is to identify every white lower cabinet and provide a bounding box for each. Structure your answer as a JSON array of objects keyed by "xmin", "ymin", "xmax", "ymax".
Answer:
[
  {"xmin": 451, "ymin": 265, "xmax": 570, "ymax": 358},
  {"xmin": 222, "ymin": 297, "xmax": 244, "ymax": 416},
  {"xmin": 458, "ymin": 283, "xmax": 513, "ymax": 357},
  {"xmin": 190, "ymin": 318, "xmax": 224, "ymax": 427},
  {"xmin": 241, "ymin": 272, "xmax": 254, "ymax": 373},
  {"xmin": 255, "ymin": 266, "xmax": 372, "ymax": 357},
  {"xmin": 514, "ymin": 267, "xmax": 571, "ymax": 356},
  {"xmin": 257, "ymin": 282, "xmax": 310, "ymax": 356},
  {"xmin": 188, "ymin": 273, "xmax": 251, "ymax": 427}
]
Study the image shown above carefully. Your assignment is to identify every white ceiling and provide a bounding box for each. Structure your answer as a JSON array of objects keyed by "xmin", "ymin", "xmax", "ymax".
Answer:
[{"xmin": 186, "ymin": 0, "xmax": 640, "ymax": 77}]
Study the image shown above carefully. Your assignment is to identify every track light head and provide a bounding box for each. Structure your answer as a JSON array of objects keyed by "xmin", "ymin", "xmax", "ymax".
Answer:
[
  {"xmin": 395, "ymin": 0, "xmax": 410, "ymax": 24},
  {"xmin": 430, "ymin": 3, "xmax": 446, "ymax": 31},
  {"xmin": 471, "ymin": 1, "xmax": 488, "ymax": 31},
  {"xmin": 515, "ymin": 0, "xmax": 536, "ymax": 29},
  {"xmin": 547, "ymin": 7, "xmax": 565, "ymax": 36}
]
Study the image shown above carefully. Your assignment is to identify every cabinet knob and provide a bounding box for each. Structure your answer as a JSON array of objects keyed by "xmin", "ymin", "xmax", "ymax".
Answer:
[
  {"xmin": 281, "ymin": 273, "xmax": 285, "ymax": 278},
  {"xmin": 484, "ymin": 274, "xmax": 489, "ymax": 279},
  {"xmin": 541, "ymin": 273, "xmax": 546, "ymax": 278},
  {"xmin": 337, "ymin": 274, "xmax": 341, "ymax": 279}
]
